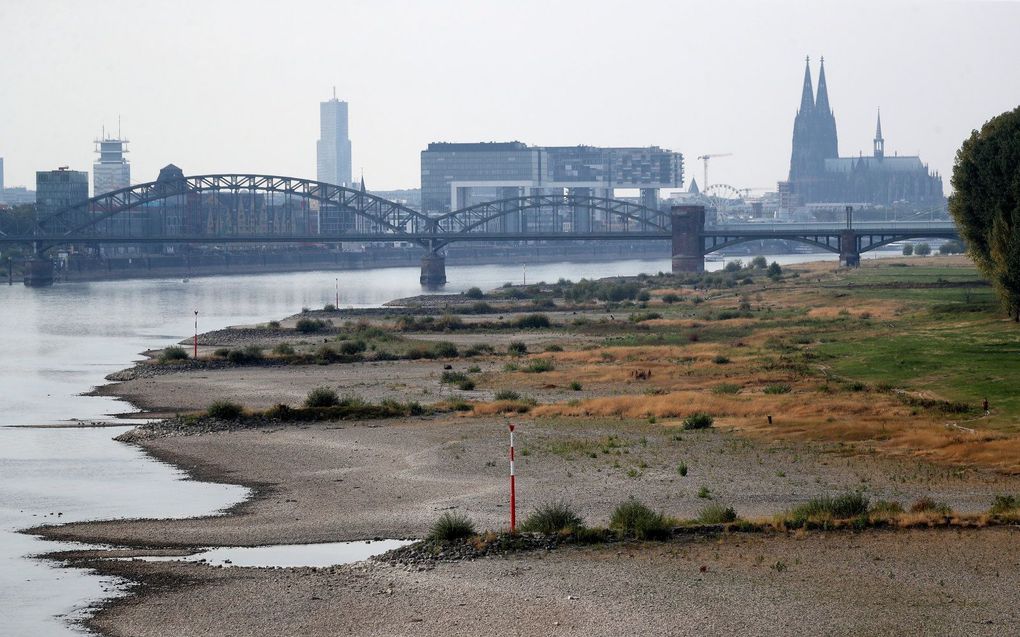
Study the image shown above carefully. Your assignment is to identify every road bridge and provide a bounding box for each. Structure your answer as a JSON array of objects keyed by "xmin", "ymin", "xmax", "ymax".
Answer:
[{"xmin": 0, "ymin": 174, "xmax": 959, "ymax": 286}]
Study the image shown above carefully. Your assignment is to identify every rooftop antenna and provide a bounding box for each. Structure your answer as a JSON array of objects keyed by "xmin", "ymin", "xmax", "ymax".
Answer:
[
  {"xmin": 118, "ymin": 115, "xmax": 121, "ymax": 139},
  {"xmin": 332, "ymin": 86, "xmax": 336, "ymax": 100}
]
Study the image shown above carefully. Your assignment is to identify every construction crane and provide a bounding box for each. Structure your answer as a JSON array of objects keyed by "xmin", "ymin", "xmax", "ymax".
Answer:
[{"xmin": 696, "ymin": 153, "xmax": 732, "ymax": 189}]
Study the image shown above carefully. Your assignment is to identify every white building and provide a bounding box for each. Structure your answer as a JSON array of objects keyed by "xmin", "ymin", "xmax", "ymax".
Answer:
[
  {"xmin": 316, "ymin": 92, "xmax": 352, "ymax": 187},
  {"xmin": 93, "ymin": 135, "xmax": 130, "ymax": 195}
]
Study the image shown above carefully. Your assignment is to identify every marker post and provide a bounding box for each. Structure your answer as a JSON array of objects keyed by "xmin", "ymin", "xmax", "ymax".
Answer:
[
  {"xmin": 193, "ymin": 310, "xmax": 199, "ymax": 358},
  {"xmin": 508, "ymin": 423, "xmax": 517, "ymax": 533}
]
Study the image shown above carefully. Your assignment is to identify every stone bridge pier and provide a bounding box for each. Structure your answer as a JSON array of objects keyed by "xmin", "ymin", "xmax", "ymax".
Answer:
[
  {"xmin": 840, "ymin": 230, "xmax": 861, "ymax": 267},
  {"xmin": 419, "ymin": 251, "xmax": 447, "ymax": 287},
  {"xmin": 671, "ymin": 205, "xmax": 706, "ymax": 273}
]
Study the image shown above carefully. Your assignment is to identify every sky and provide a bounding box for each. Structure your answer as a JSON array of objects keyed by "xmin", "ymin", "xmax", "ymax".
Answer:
[{"xmin": 1, "ymin": 0, "xmax": 1018, "ymax": 194}]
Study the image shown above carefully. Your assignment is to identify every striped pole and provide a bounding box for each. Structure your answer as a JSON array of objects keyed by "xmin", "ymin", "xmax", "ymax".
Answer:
[
  {"xmin": 193, "ymin": 310, "xmax": 199, "ymax": 359},
  {"xmin": 509, "ymin": 423, "xmax": 516, "ymax": 533}
]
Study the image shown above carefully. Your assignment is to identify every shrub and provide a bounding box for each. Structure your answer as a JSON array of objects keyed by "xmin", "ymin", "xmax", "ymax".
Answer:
[
  {"xmin": 457, "ymin": 379, "xmax": 476, "ymax": 391},
  {"xmin": 629, "ymin": 311, "xmax": 662, "ymax": 323},
  {"xmin": 712, "ymin": 354, "xmax": 730, "ymax": 364},
  {"xmin": 513, "ymin": 313, "xmax": 551, "ymax": 329},
  {"xmin": 637, "ymin": 290, "xmax": 651, "ymax": 302},
  {"xmin": 914, "ymin": 242, "xmax": 932, "ymax": 256},
  {"xmin": 441, "ymin": 371, "xmax": 469, "ymax": 384},
  {"xmin": 789, "ymin": 492, "xmax": 870, "ymax": 525},
  {"xmin": 751, "ymin": 256, "xmax": 768, "ymax": 269},
  {"xmin": 323, "ymin": 303, "xmax": 336, "ymax": 312},
  {"xmin": 524, "ymin": 358, "xmax": 554, "ymax": 373},
  {"xmin": 428, "ymin": 511, "xmax": 476, "ymax": 542},
  {"xmin": 295, "ymin": 317, "xmax": 329, "ymax": 333},
  {"xmin": 213, "ymin": 347, "xmax": 230, "ymax": 358},
  {"xmin": 902, "ymin": 243, "xmax": 914, "ymax": 256},
  {"xmin": 661, "ymin": 293, "xmax": 680, "ymax": 304},
  {"xmin": 677, "ymin": 462, "xmax": 688, "ymax": 477},
  {"xmin": 469, "ymin": 301, "xmax": 493, "ymax": 314},
  {"xmin": 763, "ymin": 383, "xmax": 792, "ymax": 394},
  {"xmin": 494, "ymin": 389, "xmax": 521, "ymax": 401},
  {"xmin": 767, "ymin": 262, "xmax": 783, "ymax": 278},
  {"xmin": 544, "ymin": 344, "xmax": 564, "ymax": 352},
  {"xmin": 206, "ymin": 400, "xmax": 243, "ymax": 420},
  {"xmin": 697, "ymin": 504, "xmax": 737, "ymax": 524},
  {"xmin": 869, "ymin": 500, "xmax": 904, "ymax": 516},
  {"xmin": 507, "ymin": 341, "xmax": 528, "ymax": 356},
  {"xmin": 909, "ymin": 496, "xmax": 951, "ymax": 515},
  {"xmin": 520, "ymin": 501, "xmax": 584, "ymax": 534},
  {"xmin": 724, "ymin": 260, "xmax": 743, "ymax": 272},
  {"xmin": 465, "ymin": 286, "xmax": 484, "ymax": 299},
  {"xmin": 712, "ymin": 383, "xmax": 741, "ymax": 395},
  {"xmin": 272, "ymin": 342, "xmax": 295, "ymax": 357},
  {"xmin": 338, "ymin": 339, "xmax": 367, "ymax": 356},
  {"xmin": 305, "ymin": 386, "xmax": 341, "ymax": 408},
  {"xmin": 431, "ymin": 341, "xmax": 459, "ymax": 358},
  {"xmin": 989, "ymin": 494, "xmax": 1019, "ymax": 515},
  {"xmin": 227, "ymin": 346, "xmax": 263, "ymax": 364},
  {"xmin": 159, "ymin": 346, "xmax": 189, "ymax": 362},
  {"xmin": 697, "ymin": 486, "xmax": 712, "ymax": 499},
  {"xmin": 682, "ymin": 413, "xmax": 714, "ymax": 430},
  {"xmin": 609, "ymin": 499, "xmax": 672, "ymax": 540},
  {"xmin": 267, "ymin": 320, "xmax": 281, "ymax": 329},
  {"xmin": 569, "ymin": 381, "xmax": 582, "ymax": 391}
]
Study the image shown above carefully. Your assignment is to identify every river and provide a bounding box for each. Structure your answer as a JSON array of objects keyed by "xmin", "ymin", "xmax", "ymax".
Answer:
[{"xmin": 0, "ymin": 252, "xmax": 869, "ymax": 635}]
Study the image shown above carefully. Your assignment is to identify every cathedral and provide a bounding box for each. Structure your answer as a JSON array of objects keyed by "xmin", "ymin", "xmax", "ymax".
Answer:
[{"xmin": 782, "ymin": 58, "xmax": 944, "ymax": 208}]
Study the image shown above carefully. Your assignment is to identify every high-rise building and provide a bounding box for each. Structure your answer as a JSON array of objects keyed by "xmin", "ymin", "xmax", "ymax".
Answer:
[
  {"xmin": 316, "ymin": 92, "xmax": 352, "ymax": 187},
  {"xmin": 36, "ymin": 168, "xmax": 89, "ymax": 216},
  {"xmin": 782, "ymin": 57, "xmax": 943, "ymax": 207},
  {"xmin": 93, "ymin": 133, "xmax": 130, "ymax": 195}
]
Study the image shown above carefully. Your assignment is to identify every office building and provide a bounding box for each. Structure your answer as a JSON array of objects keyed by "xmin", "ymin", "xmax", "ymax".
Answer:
[
  {"xmin": 93, "ymin": 133, "xmax": 130, "ymax": 195},
  {"xmin": 316, "ymin": 92, "xmax": 353, "ymax": 187},
  {"xmin": 0, "ymin": 157, "xmax": 4, "ymax": 191},
  {"xmin": 421, "ymin": 142, "xmax": 683, "ymax": 214},
  {"xmin": 36, "ymin": 168, "xmax": 88, "ymax": 216}
]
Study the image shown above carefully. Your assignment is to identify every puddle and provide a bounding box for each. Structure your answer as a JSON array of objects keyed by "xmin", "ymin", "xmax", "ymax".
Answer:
[{"xmin": 131, "ymin": 539, "xmax": 415, "ymax": 568}]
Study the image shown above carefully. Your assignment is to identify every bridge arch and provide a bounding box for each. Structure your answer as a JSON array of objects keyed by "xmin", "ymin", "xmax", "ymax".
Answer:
[
  {"xmin": 35, "ymin": 174, "xmax": 434, "ymax": 241},
  {"xmin": 704, "ymin": 235, "xmax": 841, "ymax": 255}
]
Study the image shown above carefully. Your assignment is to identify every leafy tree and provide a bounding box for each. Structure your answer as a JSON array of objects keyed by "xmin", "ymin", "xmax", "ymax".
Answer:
[
  {"xmin": 950, "ymin": 106, "xmax": 1020, "ymax": 321},
  {"xmin": 751, "ymin": 255, "xmax": 768, "ymax": 269},
  {"xmin": 766, "ymin": 261, "xmax": 783, "ymax": 278},
  {"xmin": 464, "ymin": 286, "xmax": 484, "ymax": 299},
  {"xmin": 902, "ymin": 243, "xmax": 914, "ymax": 256},
  {"xmin": 914, "ymin": 242, "xmax": 931, "ymax": 256}
]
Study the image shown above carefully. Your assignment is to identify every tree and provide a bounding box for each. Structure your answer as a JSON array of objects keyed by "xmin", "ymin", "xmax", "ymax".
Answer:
[
  {"xmin": 767, "ymin": 261, "xmax": 783, "ymax": 278},
  {"xmin": 914, "ymin": 242, "xmax": 932, "ymax": 256},
  {"xmin": 751, "ymin": 255, "xmax": 768, "ymax": 269},
  {"xmin": 902, "ymin": 243, "xmax": 914, "ymax": 256},
  {"xmin": 950, "ymin": 106, "xmax": 1020, "ymax": 321},
  {"xmin": 464, "ymin": 286, "xmax": 484, "ymax": 299}
]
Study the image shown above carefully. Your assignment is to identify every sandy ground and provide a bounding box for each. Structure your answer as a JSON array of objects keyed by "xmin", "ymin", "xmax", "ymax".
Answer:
[
  {"xmin": 88, "ymin": 528, "xmax": 1019, "ymax": 636},
  {"xmin": 41, "ymin": 417, "xmax": 1019, "ymax": 550}
]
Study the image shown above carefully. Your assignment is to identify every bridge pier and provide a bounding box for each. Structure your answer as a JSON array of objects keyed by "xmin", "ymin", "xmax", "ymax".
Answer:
[
  {"xmin": 671, "ymin": 205, "xmax": 706, "ymax": 273},
  {"xmin": 840, "ymin": 231, "xmax": 860, "ymax": 267},
  {"xmin": 420, "ymin": 252, "xmax": 446, "ymax": 287},
  {"xmin": 24, "ymin": 258, "xmax": 55, "ymax": 287}
]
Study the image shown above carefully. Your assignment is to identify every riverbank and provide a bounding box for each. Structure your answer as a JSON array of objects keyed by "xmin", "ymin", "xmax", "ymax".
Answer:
[{"xmin": 33, "ymin": 254, "xmax": 1020, "ymax": 636}]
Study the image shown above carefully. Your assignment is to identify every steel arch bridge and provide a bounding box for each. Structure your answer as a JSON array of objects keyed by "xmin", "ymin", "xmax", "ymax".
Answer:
[{"xmin": 2, "ymin": 174, "xmax": 668, "ymax": 251}]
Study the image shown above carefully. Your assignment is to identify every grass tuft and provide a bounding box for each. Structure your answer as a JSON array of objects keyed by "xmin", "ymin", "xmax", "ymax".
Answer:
[
  {"xmin": 609, "ymin": 498, "xmax": 672, "ymax": 540},
  {"xmin": 520, "ymin": 501, "xmax": 584, "ymax": 534},
  {"xmin": 428, "ymin": 511, "xmax": 475, "ymax": 542}
]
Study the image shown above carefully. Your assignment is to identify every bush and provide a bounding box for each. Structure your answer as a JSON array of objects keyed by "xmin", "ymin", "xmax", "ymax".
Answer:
[
  {"xmin": 751, "ymin": 256, "xmax": 768, "ymax": 269},
  {"xmin": 989, "ymin": 494, "xmax": 1019, "ymax": 515},
  {"xmin": 682, "ymin": 413, "xmax": 714, "ymax": 430},
  {"xmin": 267, "ymin": 320, "xmax": 281, "ymax": 329},
  {"xmin": 428, "ymin": 511, "xmax": 475, "ymax": 542},
  {"xmin": 295, "ymin": 317, "xmax": 329, "ymax": 334},
  {"xmin": 470, "ymin": 301, "xmax": 493, "ymax": 314},
  {"xmin": 569, "ymin": 381, "xmax": 582, "ymax": 391},
  {"xmin": 524, "ymin": 358, "xmax": 554, "ymax": 373},
  {"xmin": 507, "ymin": 341, "xmax": 528, "ymax": 356},
  {"xmin": 213, "ymin": 347, "xmax": 230, "ymax": 358},
  {"xmin": 431, "ymin": 341, "xmax": 459, "ymax": 358},
  {"xmin": 763, "ymin": 383, "xmax": 792, "ymax": 394},
  {"xmin": 661, "ymin": 293, "xmax": 680, "ymax": 304},
  {"xmin": 457, "ymin": 379, "xmax": 476, "ymax": 391},
  {"xmin": 272, "ymin": 343, "xmax": 295, "ymax": 357},
  {"xmin": 914, "ymin": 242, "xmax": 932, "ymax": 256},
  {"xmin": 629, "ymin": 311, "xmax": 662, "ymax": 323},
  {"xmin": 789, "ymin": 492, "xmax": 870, "ymax": 525},
  {"xmin": 697, "ymin": 504, "xmax": 737, "ymax": 524},
  {"xmin": 227, "ymin": 345, "xmax": 264, "ymax": 364},
  {"xmin": 609, "ymin": 499, "xmax": 672, "ymax": 540},
  {"xmin": 323, "ymin": 303, "xmax": 336, "ymax": 312},
  {"xmin": 712, "ymin": 383, "xmax": 741, "ymax": 395},
  {"xmin": 513, "ymin": 313, "xmax": 551, "ymax": 329},
  {"xmin": 465, "ymin": 286, "xmax": 484, "ymax": 299},
  {"xmin": 636, "ymin": 290, "xmax": 651, "ymax": 302},
  {"xmin": 338, "ymin": 339, "xmax": 367, "ymax": 356},
  {"xmin": 767, "ymin": 262, "xmax": 783, "ymax": 278},
  {"xmin": 520, "ymin": 501, "xmax": 584, "ymax": 534},
  {"xmin": 724, "ymin": 260, "xmax": 743, "ymax": 272},
  {"xmin": 712, "ymin": 355, "xmax": 730, "ymax": 365},
  {"xmin": 494, "ymin": 389, "xmax": 521, "ymax": 401},
  {"xmin": 902, "ymin": 243, "xmax": 914, "ymax": 256},
  {"xmin": 544, "ymin": 344, "xmax": 564, "ymax": 352},
  {"xmin": 909, "ymin": 496, "xmax": 951, "ymax": 515},
  {"xmin": 206, "ymin": 400, "xmax": 243, "ymax": 420},
  {"xmin": 159, "ymin": 346, "xmax": 189, "ymax": 362},
  {"xmin": 869, "ymin": 500, "xmax": 904, "ymax": 516},
  {"xmin": 305, "ymin": 386, "xmax": 341, "ymax": 408},
  {"xmin": 677, "ymin": 462, "xmax": 688, "ymax": 476},
  {"xmin": 441, "ymin": 371, "xmax": 468, "ymax": 384}
]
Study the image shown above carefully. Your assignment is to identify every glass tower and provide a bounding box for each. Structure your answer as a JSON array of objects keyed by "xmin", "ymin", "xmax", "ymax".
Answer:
[{"xmin": 316, "ymin": 93, "xmax": 352, "ymax": 187}]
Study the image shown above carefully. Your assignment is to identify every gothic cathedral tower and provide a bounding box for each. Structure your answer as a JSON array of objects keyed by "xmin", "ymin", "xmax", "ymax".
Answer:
[{"xmin": 788, "ymin": 57, "xmax": 839, "ymax": 200}]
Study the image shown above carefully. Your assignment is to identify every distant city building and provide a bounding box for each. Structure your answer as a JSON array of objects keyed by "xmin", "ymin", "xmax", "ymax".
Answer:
[
  {"xmin": 0, "ymin": 186, "xmax": 36, "ymax": 205},
  {"xmin": 0, "ymin": 157, "xmax": 4, "ymax": 190},
  {"xmin": 35, "ymin": 168, "xmax": 88, "ymax": 216},
  {"xmin": 780, "ymin": 57, "xmax": 943, "ymax": 208},
  {"xmin": 316, "ymin": 92, "xmax": 352, "ymax": 187},
  {"xmin": 420, "ymin": 142, "xmax": 683, "ymax": 214},
  {"xmin": 93, "ymin": 133, "xmax": 130, "ymax": 195}
]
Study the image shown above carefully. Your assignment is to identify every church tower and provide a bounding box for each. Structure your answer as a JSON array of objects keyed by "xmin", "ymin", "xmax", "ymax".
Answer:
[
  {"xmin": 814, "ymin": 57, "xmax": 839, "ymax": 160},
  {"xmin": 789, "ymin": 57, "xmax": 817, "ymax": 183},
  {"xmin": 873, "ymin": 109, "xmax": 885, "ymax": 159}
]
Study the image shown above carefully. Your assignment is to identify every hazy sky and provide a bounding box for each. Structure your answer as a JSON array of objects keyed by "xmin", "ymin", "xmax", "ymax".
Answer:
[{"xmin": 1, "ymin": 0, "xmax": 1018, "ymax": 194}]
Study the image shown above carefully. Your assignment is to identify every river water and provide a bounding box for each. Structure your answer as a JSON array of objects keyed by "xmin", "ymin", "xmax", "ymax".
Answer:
[{"xmin": 0, "ymin": 252, "xmax": 861, "ymax": 634}]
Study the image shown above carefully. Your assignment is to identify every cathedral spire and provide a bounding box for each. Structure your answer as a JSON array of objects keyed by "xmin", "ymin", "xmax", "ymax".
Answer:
[
  {"xmin": 799, "ymin": 55, "xmax": 814, "ymax": 113},
  {"xmin": 874, "ymin": 108, "xmax": 885, "ymax": 159},
  {"xmin": 815, "ymin": 56, "xmax": 831, "ymax": 113}
]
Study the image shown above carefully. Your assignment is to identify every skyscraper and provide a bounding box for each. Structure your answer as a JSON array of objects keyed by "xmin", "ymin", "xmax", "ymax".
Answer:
[
  {"xmin": 93, "ymin": 131, "xmax": 130, "ymax": 195},
  {"xmin": 316, "ymin": 91, "xmax": 352, "ymax": 187}
]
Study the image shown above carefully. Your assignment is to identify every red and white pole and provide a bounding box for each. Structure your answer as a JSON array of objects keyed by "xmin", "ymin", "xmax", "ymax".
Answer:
[
  {"xmin": 335, "ymin": 278, "xmax": 339, "ymax": 309},
  {"xmin": 508, "ymin": 423, "xmax": 516, "ymax": 533},
  {"xmin": 193, "ymin": 310, "xmax": 198, "ymax": 359}
]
